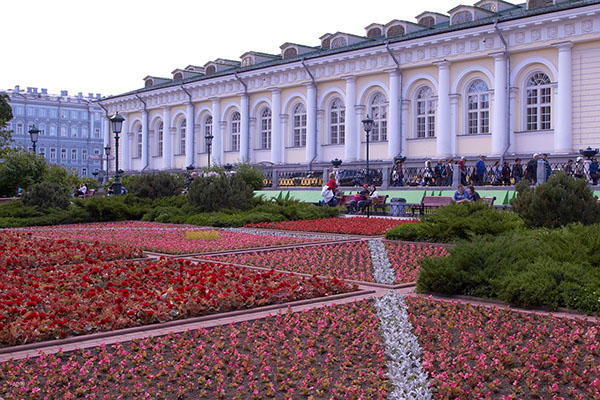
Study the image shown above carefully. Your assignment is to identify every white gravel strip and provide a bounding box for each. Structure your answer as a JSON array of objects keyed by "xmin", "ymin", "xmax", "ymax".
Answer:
[
  {"xmin": 367, "ymin": 240, "xmax": 396, "ymax": 285},
  {"xmin": 223, "ymin": 227, "xmax": 344, "ymax": 240},
  {"xmin": 375, "ymin": 291, "xmax": 433, "ymax": 400}
]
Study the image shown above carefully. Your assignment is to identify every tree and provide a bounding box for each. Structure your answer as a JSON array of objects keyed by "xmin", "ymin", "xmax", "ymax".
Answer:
[
  {"xmin": 0, "ymin": 93, "xmax": 14, "ymax": 156},
  {"xmin": 0, "ymin": 149, "xmax": 48, "ymax": 197}
]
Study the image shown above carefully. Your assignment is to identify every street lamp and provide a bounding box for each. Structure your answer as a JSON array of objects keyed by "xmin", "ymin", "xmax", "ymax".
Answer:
[
  {"xmin": 224, "ymin": 163, "xmax": 233, "ymax": 173},
  {"xmin": 109, "ymin": 112, "xmax": 125, "ymax": 195},
  {"xmin": 361, "ymin": 115, "xmax": 374, "ymax": 185},
  {"xmin": 205, "ymin": 132, "xmax": 214, "ymax": 167},
  {"xmin": 104, "ymin": 145, "xmax": 111, "ymax": 185},
  {"xmin": 28, "ymin": 125, "xmax": 40, "ymax": 154},
  {"xmin": 331, "ymin": 158, "xmax": 342, "ymax": 184}
]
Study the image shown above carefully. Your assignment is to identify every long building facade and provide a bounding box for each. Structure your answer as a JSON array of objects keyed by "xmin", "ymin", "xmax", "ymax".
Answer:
[
  {"xmin": 99, "ymin": 0, "xmax": 600, "ymax": 173},
  {"xmin": 3, "ymin": 86, "xmax": 106, "ymax": 177}
]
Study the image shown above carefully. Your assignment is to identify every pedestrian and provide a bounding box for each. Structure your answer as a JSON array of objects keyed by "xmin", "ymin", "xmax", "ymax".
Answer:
[
  {"xmin": 424, "ymin": 160, "xmax": 434, "ymax": 186},
  {"xmin": 445, "ymin": 159, "xmax": 454, "ymax": 186},
  {"xmin": 526, "ymin": 153, "xmax": 539, "ymax": 183},
  {"xmin": 475, "ymin": 155, "xmax": 486, "ymax": 186},
  {"xmin": 434, "ymin": 159, "xmax": 445, "ymax": 186},
  {"xmin": 590, "ymin": 157, "xmax": 599, "ymax": 185},
  {"xmin": 457, "ymin": 157, "xmax": 467, "ymax": 185},
  {"xmin": 501, "ymin": 161, "xmax": 511, "ymax": 185},
  {"xmin": 491, "ymin": 161, "xmax": 502, "ymax": 185},
  {"xmin": 391, "ymin": 160, "xmax": 404, "ymax": 187},
  {"xmin": 512, "ymin": 158, "xmax": 523, "ymax": 184},
  {"xmin": 574, "ymin": 156, "xmax": 585, "ymax": 179},
  {"xmin": 542, "ymin": 153, "xmax": 552, "ymax": 179},
  {"xmin": 564, "ymin": 159, "xmax": 574, "ymax": 177},
  {"xmin": 320, "ymin": 183, "xmax": 338, "ymax": 207}
]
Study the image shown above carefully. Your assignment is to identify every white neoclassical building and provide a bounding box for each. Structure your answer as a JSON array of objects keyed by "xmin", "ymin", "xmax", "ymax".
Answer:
[{"xmin": 99, "ymin": 0, "xmax": 600, "ymax": 174}]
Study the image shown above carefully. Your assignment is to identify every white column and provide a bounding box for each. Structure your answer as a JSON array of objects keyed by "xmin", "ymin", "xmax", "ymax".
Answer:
[
  {"xmin": 344, "ymin": 76, "xmax": 357, "ymax": 160},
  {"xmin": 316, "ymin": 109, "xmax": 325, "ymax": 162},
  {"xmin": 280, "ymin": 114, "xmax": 289, "ymax": 164},
  {"xmin": 436, "ymin": 60, "xmax": 451, "ymax": 158},
  {"xmin": 554, "ymin": 41, "xmax": 573, "ymax": 154},
  {"xmin": 211, "ymin": 98, "xmax": 221, "ymax": 165},
  {"xmin": 185, "ymin": 102, "xmax": 194, "ymax": 167},
  {"xmin": 122, "ymin": 114, "xmax": 130, "ymax": 171},
  {"xmin": 450, "ymin": 94, "xmax": 460, "ymax": 157},
  {"xmin": 401, "ymin": 99, "xmax": 410, "ymax": 155},
  {"xmin": 306, "ymin": 83, "xmax": 317, "ymax": 163},
  {"xmin": 491, "ymin": 52, "xmax": 508, "ymax": 156},
  {"xmin": 240, "ymin": 94, "xmax": 249, "ymax": 161},
  {"xmin": 218, "ymin": 121, "xmax": 226, "ymax": 165},
  {"xmin": 270, "ymin": 89, "xmax": 282, "ymax": 164},
  {"xmin": 141, "ymin": 110, "xmax": 149, "ymax": 169},
  {"xmin": 355, "ymin": 105, "xmax": 366, "ymax": 160},
  {"xmin": 249, "ymin": 117, "xmax": 256, "ymax": 162},
  {"xmin": 387, "ymin": 69, "xmax": 401, "ymax": 159},
  {"xmin": 509, "ymin": 87, "xmax": 518, "ymax": 153},
  {"xmin": 162, "ymin": 107, "xmax": 172, "ymax": 170}
]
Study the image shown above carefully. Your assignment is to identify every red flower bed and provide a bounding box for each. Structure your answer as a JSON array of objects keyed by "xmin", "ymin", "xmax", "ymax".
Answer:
[
  {"xmin": 0, "ymin": 300, "xmax": 388, "ymax": 399},
  {"xmin": 0, "ymin": 259, "xmax": 356, "ymax": 346},
  {"xmin": 385, "ymin": 242, "xmax": 448, "ymax": 283},
  {"xmin": 0, "ymin": 231, "xmax": 143, "ymax": 269},
  {"xmin": 246, "ymin": 217, "xmax": 419, "ymax": 236},
  {"xmin": 407, "ymin": 296, "xmax": 600, "ymax": 399}
]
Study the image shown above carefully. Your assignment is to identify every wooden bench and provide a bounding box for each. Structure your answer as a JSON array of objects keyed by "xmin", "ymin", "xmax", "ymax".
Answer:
[
  {"xmin": 338, "ymin": 194, "xmax": 355, "ymax": 209},
  {"xmin": 369, "ymin": 194, "xmax": 389, "ymax": 215},
  {"xmin": 417, "ymin": 196, "xmax": 454, "ymax": 215},
  {"xmin": 482, "ymin": 196, "xmax": 496, "ymax": 207},
  {"xmin": 83, "ymin": 189, "xmax": 96, "ymax": 198}
]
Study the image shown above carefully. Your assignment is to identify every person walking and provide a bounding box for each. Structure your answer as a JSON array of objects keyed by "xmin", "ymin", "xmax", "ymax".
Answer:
[
  {"xmin": 542, "ymin": 153, "xmax": 552, "ymax": 179},
  {"xmin": 574, "ymin": 157, "xmax": 585, "ymax": 180},
  {"xmin": 391, "ymin": 160, "xmax": 404, "ymax": 187},
  {"xmin": 457, "ymin": 157, "xmax": 467, "ymax": 185},
  {"xmin": 512, "ymin": 158, "xmax": 523, "ymax": 184},
  {"xmin": 445, "ymin": 159, "xmax": 454, "ymax": 186},
  {"xmin": 475, "ymin": 155, "xmax": 486, "ymax": 186},
  {"xmin": 526, "ymin": 153, "xmax": 539, "ymax": 184},
  {"xmin": 501, "ymin": 161, "xmax": 511, "ymax": 186},
  {"xmin": 590, "ymin": 157, "xmax": 599, "ymax": 185}
]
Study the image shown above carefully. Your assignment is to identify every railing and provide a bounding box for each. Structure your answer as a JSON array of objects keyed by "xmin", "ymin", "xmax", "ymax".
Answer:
[{"xmin": 276, "ymin": 170, "xmax": 324, "ymax": 187}]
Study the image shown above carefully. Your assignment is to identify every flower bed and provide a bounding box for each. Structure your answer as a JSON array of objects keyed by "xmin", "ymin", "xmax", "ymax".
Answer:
[
  {"xmin": 27, "ymin": 224, "xmax": 318, "ymax": 255},
  {"xmin": 246, "ymin": 217, "xmax": 419, "ymax": 236},
  {"xmin": 0, "ymin": 300, "xmax": 389, "ymax": 399},
  {"xmin": 209, "ymin": 241, "xmax": 447, "ymax": 284},
  {"xmin": 407, "ymin": 296, "xmax": 600, "ymax": 399},
  {"xmin": 0, "ymin": 259, "xmax": 356, "ymax": 346},
  {"xmin": 0, "ymin": 231, "xmax": 143, "ymax": 269}
]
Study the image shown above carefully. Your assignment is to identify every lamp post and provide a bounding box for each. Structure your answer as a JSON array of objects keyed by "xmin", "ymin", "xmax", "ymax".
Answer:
[
  {"xmin": 361, "ymin": 115, "xmax": 374, "ymax": 185},
  {"xmin": 580, "ymin": 146, "xmax": 599, "ymax": 160},
  {"xmin": 331, "ymin": 158, "xmax": 342, "ymax": 185},
  {"xmin": 224, "ymin": 163, "xmax": 233, "ymax": 174},
  {"xmin": 28, "ymin": 125, "xmax": 40, "ymax": 154},
  {"xmin": 109, "ymin": 112, "xmax": 125, "ymax": 195},
  {"xmin": 104, "ymin": 145, "xmax": 111, "ymax": 185},
  {"xmin": 205, "ymin": 132, "xmax": 214, "ymax": 168}
]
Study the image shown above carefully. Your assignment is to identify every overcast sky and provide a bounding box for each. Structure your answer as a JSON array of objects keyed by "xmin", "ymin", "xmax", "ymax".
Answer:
[{"xmin": 3, "ymin": 0, "xmax": 452, "ymax": 98}]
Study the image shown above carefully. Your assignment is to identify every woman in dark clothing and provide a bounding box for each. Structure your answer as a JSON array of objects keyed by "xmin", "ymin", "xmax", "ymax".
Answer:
[{"xmin": 467, "ymin": 185, "xmax": 481, "ymax": 202}]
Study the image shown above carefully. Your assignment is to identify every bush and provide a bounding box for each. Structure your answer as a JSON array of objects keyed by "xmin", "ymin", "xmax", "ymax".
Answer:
[
  {"xmin": 511, "ymin": 171, "xmax": 600, "ymax": 228},
  {"xmin": 73, "ymin": 195, "xmax": 148, "ymax": 222},
  {"xmin": 21, "ymin": 181, "xmax": 71, "ymax": 211},
  {"xmin": 235, "ymin": 163, "xmax": 265, "ymax": 190},
  {"xmin": 125, "ymin": 172, "xmax": 185, "ymax": 199},
  {"xmin": 385, "ymin": 201, "xmax": 523, "ymax": 242},
  {"xmin": 188, "ymin": 172, "xmax": 254, "ymax": 212},
  {"xmin": 0, "ymin": 150, "xmax": 48, "ymax": 197},
  {"xmin": 416, "ymin": 223, "xmax": 600, "ymax": 315}
]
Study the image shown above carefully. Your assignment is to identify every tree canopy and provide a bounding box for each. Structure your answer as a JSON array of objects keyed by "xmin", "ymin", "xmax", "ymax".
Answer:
[{"xmin": 0, "ymin": 93, "xmax": 14, "ymax": 156}]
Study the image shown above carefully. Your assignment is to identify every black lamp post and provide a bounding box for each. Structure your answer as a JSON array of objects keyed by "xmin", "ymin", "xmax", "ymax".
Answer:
[
  {"xmin": 361, "ymin": 115, "xmax": 374, "ymax": 185},
  {"xmin": 28, "ymin": 125, "xmax": 40, "ymax": 154},
  {"xmin": 109, "ymin": 112, "xmax": 125, "ymax": 195},
  {"xmin": 104, "ymin": 145, "xmax": 111, "ymax": 185},
  {"xmin": 205, "ymin": 132, "xmax": 214, "ymax": 167},
  {"xmin": 331, "ymin": 158, "xmax": 342, "ymax": 184},
  {"xmin": 580, "ymin": 146, "xmax": 599, "ymax": 160}
]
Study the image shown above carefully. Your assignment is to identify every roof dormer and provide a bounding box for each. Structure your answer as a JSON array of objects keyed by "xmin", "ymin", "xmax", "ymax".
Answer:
[
  {"xmin": 364, "ymin": 23, "xmax": 385, "ymax": 39},
  {"xmin": 203, "ymin": 59, "xmax": 241, "ymax": 75},
  {"xmin": 322, "ymin": 32, "xmax": 366, "ymax": 50},
  {"xmin": 384, "ymin": 20, "xmax": 424, "ymax": 38},
  {"xmin": 526, "ymin": 0, "xmax": 563, "ymax": 9},
  {"xmin": 415, "ymin": 11, "xmax": 449, "ymax": 27},
  {"xmin": 474, "ymin": 0, "xmax": 515, "ymax": 12},
  {"xmin": 143, "ymin": 76, "xmax": 170, "ymax": 89},
  {"xmin": 171, "ymin": 68, "xmax": 204, "ymax": 82},
  {"xmin": 240, "ymin": 51, "xmax": 280, "ymax": 67},
  {"xmin": 185, "ymin": 65, "xmax": 205, "ymax": 73},
  {"xmin": 448, "ymin": 5, "xmax": 495, "ymax": 25},
  {"xmin": 279, "ymin": 43, "xmax": 317, "ymax": 60}
]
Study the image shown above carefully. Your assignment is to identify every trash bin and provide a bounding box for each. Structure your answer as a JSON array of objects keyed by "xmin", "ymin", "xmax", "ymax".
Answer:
[{"xmin": 389, "ymin": 198, "xmax": 407, "ymax": 217}]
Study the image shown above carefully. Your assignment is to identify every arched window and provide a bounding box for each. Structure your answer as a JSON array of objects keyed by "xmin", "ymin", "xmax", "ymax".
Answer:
[
  {"xmin": 136, "ymin": 125, "xmax": 142, "ymax": 158},
  {"xmin": 526, "ymin": 72, "xmax": 552, "ymax": 131},
  {"xmin": 230, "ymin": 112, "xmax": 241, "ymax": 152},
  {"xmin": 178, "ymin": 120, "xmax": 186, "ymax": 154},
  {"xmin": 260, "ymin": 108, "xmax": 272, "ymax": 150},
  {"xmin": 157, "ymin": 122, "xmax": 164, "ymax": 157},
  {"xmin": 331, "ymin": 37, "xmax": 347, "ymax": 49},
  {"xmin": 292, "ymin": 103, "xmax": 307, "ymax": 147},
  {"xmin": 466, "ymin": 80, "xmax": 490, "ymax": 135},
  {"xmin": 451, "ymin": 11, "xmax": 473, "ymax": 25},
  {"xmin": 329, "ymin": 98, "xmax": 345, "ymax": 145},
  {"xmin": 416, "ymin": 87, "xmax": 436, "ymax": 138},
  {"xmin": 203, "ymin": 116, "xmax": 212, "ymax": 153},
  {"xmin": 370, "ymin": 92, "xmax": 388, "ymax": 142}
]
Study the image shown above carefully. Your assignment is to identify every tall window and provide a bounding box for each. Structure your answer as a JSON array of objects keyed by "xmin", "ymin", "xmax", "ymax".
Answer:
[
  {"xmin": 416, "ymin": 87, "xmax": 436, "ymax": 138},
  {"xmin": 136, "ymin": 125, "xmax": 142, "ymax": 158},
  {"xmin": 204, "ymin": 116, "xmax": 213, "ymax": 152},
  {"xmin": 231, "ymin": 112, "xmax": 241, "ymax": 152},
  {"xmin": 370, "ymin": 92, "xmax": 388, "ymax": 141},
  {"xmin": 49, "ymin": 125, "xmax": 56, "ymax": 136},
  {"xmin": 82, "ymin": 127, "xmax": 88, "ymax": 138},
  {"xmin": 329, "ymin": 98, "xmax": 345, "ymax": 144},
  {"xmin": 71, "ymin": 127, "xmax": 78, "ymax": 137},
  {"xmin": 157, "ymin": 122, "xmax": 164, "ymax": 157},
  {"xmin": 39, "ymin": 148, "xmax": 46, "ymax": 158},
  {"xmin": 467, "ymin": 80, "xmax": 490, "ymax": 135},
  {"xmin": 179, "ymin": 120, "xmax": 186, "ymax": 155},
  {"xmin": 82, "ymin": 149, "xmax": 88, "ymax": 161},
  {"xmin": 71, "ymin": 149, "xmax": 77, "ymax": 161},
  {"xmin": 61, "ymin": 126, "xmax": 67, "ymax": 137},
  {"xmin": 526, "ymin": 72, "xmax": 552, "ymax": 131},
  {"xmin": 61, "ymin": 149, "xmax": 67, "ymax": 161},
  {"xmin": 50, "ymin": 148, "xmax": 56, "ymax": 160},
  {"xmin": 16, "ymin": 124, "xmax": 23, "ymax": 135},
  {"xmin": 38, "ymin": 124, "xmax": 45, "ymax": 135},
  {"xmin": 260, "ymin": 108, "xmax": 272, "ymax": 149},
  {"xmin": 292, "ymin": 103, "xmax": 307, "ymax": 147}
]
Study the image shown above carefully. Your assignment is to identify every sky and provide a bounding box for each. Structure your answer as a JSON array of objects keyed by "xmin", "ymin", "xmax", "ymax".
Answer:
[{"xmin": 2, "ymin": 0, "xmax": 451, "ymax": 98}]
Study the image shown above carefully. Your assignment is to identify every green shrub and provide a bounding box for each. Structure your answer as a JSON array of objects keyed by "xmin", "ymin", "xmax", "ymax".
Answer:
[
  {"xmin": 187, "ymin": 172, "xmax": 254, "ymax": 212},
  {"xmin": 385, "ymin": 201, "xmax": 523, "ymax": 242},
  {"xmin": 511, "ymin": 171, "xmax": 600, "ymax": 228},
  {"xmin": 0, "ymin": 150, "xmax": 48, "ymax": 197},
  {"xmin": 21, "ymin": 181, "xmax": 71, "ymax": 211},
  {"xmin": 0, "ymin": 200, "xmax": 42, "ymax": 218},
  {"xmin": 235, "ymin": 163, "xmax": 265, "ymax": 190},
  {"xmin": 417, "ymin": 224, "xmax": 600, "ymax": 315},
  {"xmin": 125, "ymin": 172, "xmax": 185, "ymax": 199},
  {"xmin": 73, "ymin": 195, "xmax": 147, "ymax": 222}
]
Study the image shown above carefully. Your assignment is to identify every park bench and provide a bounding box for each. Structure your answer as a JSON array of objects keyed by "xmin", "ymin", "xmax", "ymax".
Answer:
[
  {"xmin": 416, "ymin": 196, "xmax": 453, "ymax": 215},
  {"xmin": 369, "ymin": 194, "xmax": 389, "ymax": 215},
  {"xmin": 482, "ymin": 196, "xmax": 496, "ymax": 207}
]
